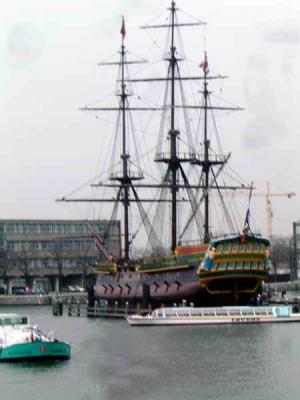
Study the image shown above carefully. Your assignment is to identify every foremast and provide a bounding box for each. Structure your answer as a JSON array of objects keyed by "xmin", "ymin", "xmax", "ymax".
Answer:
[{"xmin": 203, "ymin": 52, "xmax": 210, "ymax": 243}]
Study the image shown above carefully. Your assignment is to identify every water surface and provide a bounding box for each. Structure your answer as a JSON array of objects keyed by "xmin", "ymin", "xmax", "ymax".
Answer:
[{"xmin": 1, "ymin": 306, "xmax": 299, "ymax": 400}]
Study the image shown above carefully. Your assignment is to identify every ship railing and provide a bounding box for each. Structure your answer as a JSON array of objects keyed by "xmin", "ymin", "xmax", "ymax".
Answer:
[
  {"xmin": 109, "ymin": 170, "xmax": 144, "ymax": 180},
  {"xmin": 52, "ymin": 297, "xmax": 197, "ymax": 319},
  {"xmin": 178, "ymin": 239, "xmax": 203, "ymax": 247},
  {"xmin": 154, "ymin": 152, "xmax": 197, "ymax": 161},
  {"xmin": 154, "ymin": 152, "xmax": 227, "ymax": 163}
]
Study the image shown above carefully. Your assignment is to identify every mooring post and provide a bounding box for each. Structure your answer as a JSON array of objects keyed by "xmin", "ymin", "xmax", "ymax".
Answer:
[
  {"xmin": 77, "ymin": 300, "xmax": 80, "ymax": 317},
  {"xmin": 68, "ymin": 301, "xmax": 72, "ymax": 317},
  {"xmin": 125, "ymin": 301, "xmax": 129, "ymax": 315},
  {"xmin": 52, "ymin": 298, "xmax": 58, "ymax": 316}
]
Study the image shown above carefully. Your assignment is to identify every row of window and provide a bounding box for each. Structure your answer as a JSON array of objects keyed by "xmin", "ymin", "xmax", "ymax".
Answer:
[
  {"xmin": 214, "ymin": 261, "xmax": 265, "ymax": 270},
  {"xmin": 295, "ymin": 224, "xmax": 300, "ymax": 235},
  {"xmin": 158, "ymin": 308, "xmax": 273, "ymax": 318},
  {"xmin": 3, "ymin": 222, "xmax": 115, "ymax": 236},
  {"xmin": 216, "ymin": 242, "xmax": 266, "ymax": 253},
  {"xmin": 7, "ymin": 257, "xmax": 97, "ymax": 269},
  {"xmin": 7, "ymin": 240, "xmax": 98, "ymax": 253}
]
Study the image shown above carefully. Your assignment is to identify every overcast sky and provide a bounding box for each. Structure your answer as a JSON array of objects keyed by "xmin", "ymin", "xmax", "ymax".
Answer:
[{"xmin": 1, "ymin": 0, "xmax": 300, "ymax": 238}]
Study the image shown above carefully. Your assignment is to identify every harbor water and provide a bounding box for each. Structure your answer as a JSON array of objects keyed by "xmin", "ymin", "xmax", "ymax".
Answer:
[{"xmin": 1, "ymin": 306, "xmax": 300, "ymax": 400}]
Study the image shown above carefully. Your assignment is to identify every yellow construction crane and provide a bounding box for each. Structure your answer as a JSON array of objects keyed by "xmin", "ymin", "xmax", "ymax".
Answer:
[
  {"xmin": 215, "ymin": 182, "xmax": 295, "ymax": 238},
  {"xmin": 253, "ymin": 182, "xmax": 295, "ymax": 239}
]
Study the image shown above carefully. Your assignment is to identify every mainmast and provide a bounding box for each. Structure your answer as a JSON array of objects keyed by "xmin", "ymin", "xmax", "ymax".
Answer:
[
  {"xmin": 169, "ymin": 1, "xmax": 179, "ymax": 251},
  {"xmin": 120, "ymin": 18, "xmax": 130, "ymax": 260}
]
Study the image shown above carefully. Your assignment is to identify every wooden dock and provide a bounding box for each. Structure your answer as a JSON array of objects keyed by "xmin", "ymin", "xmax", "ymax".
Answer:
[{"xmin": 52, "ymin": 299, "xmax": 151, "ymax": 319}]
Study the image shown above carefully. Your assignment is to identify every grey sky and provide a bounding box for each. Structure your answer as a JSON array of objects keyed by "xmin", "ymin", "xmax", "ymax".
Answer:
[{"xmin": 1, "ymin": 0, "xmax": 300, "ymax": 238}]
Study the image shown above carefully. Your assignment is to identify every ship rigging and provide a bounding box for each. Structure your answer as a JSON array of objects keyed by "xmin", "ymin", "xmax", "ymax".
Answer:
[
  {"xmin": 58, "ymin": 1, "xmax": 247, "ymax": 262},
  {"xmin": 57, "ymin": 1, "xmax": 271, "ymax": 306}
]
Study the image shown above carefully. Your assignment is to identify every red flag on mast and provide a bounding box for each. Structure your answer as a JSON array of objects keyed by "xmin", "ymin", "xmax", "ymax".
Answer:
[
  {"xmin": 199, "ymin": 52, "xmax": 209, "ymax": 74},
  {"xmin": 120, "ymin": 16, "xmax": 126, "ymax": 38}
]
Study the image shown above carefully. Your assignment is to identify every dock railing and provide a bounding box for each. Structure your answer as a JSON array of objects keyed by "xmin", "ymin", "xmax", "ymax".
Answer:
[{"xmin": 52, "ymin": 298, "xmax": 153, "ymax": 319}]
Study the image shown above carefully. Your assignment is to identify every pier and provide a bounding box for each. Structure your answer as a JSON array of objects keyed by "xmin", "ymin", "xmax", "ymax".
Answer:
[{"xmin": 52, "ymin": 299, "xmax": 151, "ymax": 319}]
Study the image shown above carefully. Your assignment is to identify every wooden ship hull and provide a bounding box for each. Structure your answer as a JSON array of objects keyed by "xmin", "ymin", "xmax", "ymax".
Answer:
[{"xmin": 93, "ymin": 238, "xmax": 270, "ymax": 306}]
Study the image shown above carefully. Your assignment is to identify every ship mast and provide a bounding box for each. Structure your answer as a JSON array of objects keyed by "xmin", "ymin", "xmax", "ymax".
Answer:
[
  {"xmin": 203, "ymin": 51, "xmax": 210, "ymax": 243},
  {"xmin": 58, "ymin": 2, "xmax": 247, "ymax": 258},
  {"xmin": 169, "ymin": 1, "xmax": 178, "ymax": 251},
  {"xmin": 120, "ymin": 19, "xmax": 130, "ymax": 260}
]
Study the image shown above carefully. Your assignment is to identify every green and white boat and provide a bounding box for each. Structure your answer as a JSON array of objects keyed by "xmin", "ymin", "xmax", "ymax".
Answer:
[{"xmin": 0, "ymin": 314, "xmax": 70, "ymax": 361}]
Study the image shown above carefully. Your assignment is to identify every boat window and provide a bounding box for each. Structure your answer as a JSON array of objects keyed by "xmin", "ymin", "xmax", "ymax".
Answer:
[
  {"xmin": 241, "ymin": 310, "xmax": 254, "ymax": 316},
  {"xmin": 176, "ymin": 309, "xmax": 190, "ymax": 317},
  {"xmin": 222, "ymin": 243, "xmax": 228, "ymax": 252},
  {"xmin": 236, "ymin": 262, "xmax": 243, "ymax": 270},
  {"xmin": 217, "ymin": 263, "xmax": 226, "ymax": 270},
  {"xmin": 252, "ymin": 242, "xmax": 259, "ymax": 252},
  {"xmin": 164, "ymin": 309, "xmax": 177, "ymax": 317},
  {"xmin": 215, "ymin": 309, "xmax": 228, "ymax": 316},
  {"xmin": 227, "ymin": 262, "xmax": 235, "ymax": 270},
  {"xmin": 251, "ymin": 262, "xmax": 258, "ymax": 269},
  {"xmin": 231, "ymin": 243, "xmax": 239, "ymax": 252},
  {"xmin": 254, "ymin": 309, "xmax": 268, "ymax": 316},
  {"xmin": 244, "ymin": 261, "xmax": 251, "ymax": 269},
  {"xmin": 239, "ymin": 244, "xmax": 246, "ymax": 252},
  {"xmin": 245, "ymin": 243, "xmax": 253, "ymax": 252},
  {"xmin": 228, "ymin": 310, "xmax": 241, "ymax": 316},
  {"xmin": 216, "ymin": 244, "xmax": 222, "ymax": 252},
  {"xmin": 1, "ymin": 317, "xmax": 28, "ymax": 325},
  {"xmin": 203, "ymin": 310, "xmax": 216, "ymax": 317},
  {"xmin": 260, "ymin": 243, "xmax": 266, "ymax": 252},
  {"xmin": 190, "ymin": 309, "xmax": 203, "ymax": 316}
]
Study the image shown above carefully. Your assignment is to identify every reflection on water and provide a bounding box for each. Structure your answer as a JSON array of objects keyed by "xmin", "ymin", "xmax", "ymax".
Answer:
[{"xmin": 1, "ymin": 306, "xmax": 300, "ymax": 400}]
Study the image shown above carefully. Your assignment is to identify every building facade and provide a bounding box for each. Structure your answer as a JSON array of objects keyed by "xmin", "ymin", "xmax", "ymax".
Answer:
[
  {"xmin": 0, "ymin": 219, "xmax": 121, "ymax": 291},
  {"xmin": 292, "ymin": 221, "xmax": 300, "ymax": 280}
]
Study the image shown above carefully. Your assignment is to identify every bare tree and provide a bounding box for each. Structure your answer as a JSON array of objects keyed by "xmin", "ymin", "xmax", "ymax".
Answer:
[
  {"xmin": 16, "ymin": 254, "xmax": 32, "ymax": 289},
  {"xmin": 51, "ymin": 240, "xmax": 64, "ymax": 293},
  {"xmin": 0, "ymin": 248, "xmax": 9, "ymax": 293}
]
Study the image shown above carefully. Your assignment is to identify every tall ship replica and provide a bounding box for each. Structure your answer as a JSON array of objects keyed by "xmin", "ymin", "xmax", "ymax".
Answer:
[{"xmin": 60, "ymin": 1, "xmax": 272, "ymax": 306}]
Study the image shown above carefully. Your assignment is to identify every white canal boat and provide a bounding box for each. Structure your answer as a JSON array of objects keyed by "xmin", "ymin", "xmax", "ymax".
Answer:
[{"xmin": 126, "ymin": 306, "xmax": 300, "ymax": 326}]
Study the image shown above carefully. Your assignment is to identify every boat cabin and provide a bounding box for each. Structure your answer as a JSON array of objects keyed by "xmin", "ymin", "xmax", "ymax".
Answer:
[
  {"xmin": 151, "ymin": 306, "xmax": 292, "ymax": 319},
  {"xmin": 0, "ymin": 314, "xmax": 29, "ymax": 326}
]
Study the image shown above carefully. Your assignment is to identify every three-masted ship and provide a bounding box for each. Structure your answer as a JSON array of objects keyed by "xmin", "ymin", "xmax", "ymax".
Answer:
[{"xmin": 60, "ymin": 1, "xmax": 272, "ymax": 306}]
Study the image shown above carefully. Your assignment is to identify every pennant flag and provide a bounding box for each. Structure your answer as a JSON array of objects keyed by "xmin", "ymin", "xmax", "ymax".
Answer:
[
  {"xmin": 244, "ymin": 208, "xmax": 250, "ymax": 227},
  {"xmin": 120, "ymin": 16, "xmax": 126, "ymax": 38},
  {"xmin": 199, "ymin": 53, "xmax": 209, "ymax": 74}
]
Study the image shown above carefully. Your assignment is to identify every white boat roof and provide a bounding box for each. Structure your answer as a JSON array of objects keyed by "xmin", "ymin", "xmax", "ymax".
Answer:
[{"xmin": 0, "ymin": 314, "xmax": 26, "ymax": 318}]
